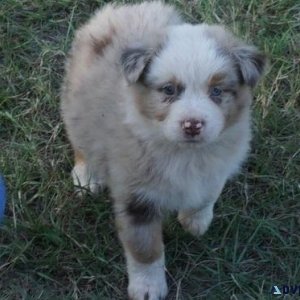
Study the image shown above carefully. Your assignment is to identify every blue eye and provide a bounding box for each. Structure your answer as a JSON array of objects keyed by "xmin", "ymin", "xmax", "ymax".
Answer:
[
  {"xmin": 211, "ymin": 87, "xmax": 222, "ymax": 97},
  {"xmin": 162, "ymin": 84, "xmax": 176, "ymax": 96}
]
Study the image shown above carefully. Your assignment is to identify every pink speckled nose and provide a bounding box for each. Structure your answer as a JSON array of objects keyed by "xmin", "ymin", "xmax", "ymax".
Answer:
[{"xmin": 181, "ymin": 119, "xmax": 204, "ymax": 137}]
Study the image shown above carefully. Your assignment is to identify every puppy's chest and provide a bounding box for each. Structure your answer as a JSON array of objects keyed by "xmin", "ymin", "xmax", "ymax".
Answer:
[{"xmin": 136, "ymin": 151, "xmax": 226, "ymax": 211}]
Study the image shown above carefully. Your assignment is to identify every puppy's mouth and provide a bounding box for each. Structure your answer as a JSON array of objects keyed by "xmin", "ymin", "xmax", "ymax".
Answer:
[
  {"xmin": 180, "ymin": 136, "xmax": 204, "ymax": 144},
  {"xmin": 183, "ymin": 139, "xmax": 200, "ymax": 143}
]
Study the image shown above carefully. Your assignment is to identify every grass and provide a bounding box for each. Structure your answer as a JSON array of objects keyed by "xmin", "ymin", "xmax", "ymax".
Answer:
[{"xmin": 0, "ymin": 0, "xmax": 299, "ymax": 299}]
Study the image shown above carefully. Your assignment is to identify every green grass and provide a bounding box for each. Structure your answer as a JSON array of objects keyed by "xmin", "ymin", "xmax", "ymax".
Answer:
[{"xmin": 0, "ymin": 0, "xmax": 299, "ymax": 299}]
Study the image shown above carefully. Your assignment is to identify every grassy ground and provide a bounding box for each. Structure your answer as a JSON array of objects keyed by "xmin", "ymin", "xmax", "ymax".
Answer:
[{"xmin": 0, "ymin": 0, "xmax": 299, "ymax": 299}]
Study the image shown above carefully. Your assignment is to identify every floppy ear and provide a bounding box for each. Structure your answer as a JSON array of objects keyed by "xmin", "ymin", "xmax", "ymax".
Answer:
[
  {"xmin": 231, "ymin": 45, "xmax": 267, "ymax": 88},
  {"xmin": 121, "ymin": 47, "xmax": 153, "ymax": 83},
  {"xmin": 203, "ymin": 25, "xmax": 267, "ymax": 87}
]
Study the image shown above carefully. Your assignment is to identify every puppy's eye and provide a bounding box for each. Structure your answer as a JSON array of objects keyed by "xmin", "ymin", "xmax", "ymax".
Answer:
[
  {"xmin": 162, "ymin": 84, "xmax": 176, "ymax": 96},
  {"xmin": 210, "ymin": 87, "xmax": 223, "ymax": 97}
]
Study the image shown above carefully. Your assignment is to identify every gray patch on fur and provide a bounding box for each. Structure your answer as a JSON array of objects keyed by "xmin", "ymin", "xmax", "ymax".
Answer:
[
  {"xmin": 121, "ymin": 47, "xmax": 153, "ymax": 83},
  {"xmin": 231, "ymin": 46, "xmax": 266, "ymax": 88},
  {"xmin": 144, "ymin": 292, "xmax": 149, "ymax": 300},
  {"xmin": 126, "ymin": 194, "xmax": 160, "ymax": 225}
]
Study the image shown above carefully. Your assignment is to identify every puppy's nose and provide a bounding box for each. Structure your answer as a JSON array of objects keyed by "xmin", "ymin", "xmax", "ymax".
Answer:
[{"xmin": 181, "ymin": 119, "xmax": 204, "ymax": 137}]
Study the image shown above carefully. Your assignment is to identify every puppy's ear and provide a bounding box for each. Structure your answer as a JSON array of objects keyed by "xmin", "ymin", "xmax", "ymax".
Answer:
[
  {"xmin": 231, "ymin": 44, "xmax": 267, "ymax": 88},
  {"xmin": 206, "ymin": 25, "xmax": 267, "ymax": 87},
  {"xmin": 121, "ymin": 47, "xmax": 153, "ymax": 83}
]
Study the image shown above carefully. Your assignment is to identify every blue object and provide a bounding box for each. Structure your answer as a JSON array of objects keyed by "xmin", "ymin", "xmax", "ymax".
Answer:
[{"xmin": 0, "ymin": 175, "xmax": 6, "ymax": 223}]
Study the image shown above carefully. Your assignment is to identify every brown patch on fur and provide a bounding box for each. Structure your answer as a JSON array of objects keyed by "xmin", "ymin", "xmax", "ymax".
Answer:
[
  {"xmin": 208, "ymin": 72, "xmax": 226, "ymax": 87},
  {"xmin": 224, "ymin": 104, "xmax": 244, "ymax": 128},
  {"xmin": 116, "ymin": 198, "xmax": 163, "ymax": 264},
  {"xmin": 92, "ymin": 36, "xmax": 112, "ymax": 55},
  {"xmin": 91, "ymin": 27, "xmax": 115, "ymax": 56},
  {"xmin": 74, "ymin": 149, "xmax": 85, "ymax": 165},
  {"xmin": 133, "ymin": 90, "xmax": 153, "ymax": 119},
  {"xmin": 132, "ymin": 87, "xmax": 169, "ymax": 121},
  {"xmin": 132, "ymin": 76, "xmax": 183, "ymax": 121},
  {"xmin": 171, "ymin": 76, "xmax": 182, "ymax": 86},
  {"xmin": 125, "ymin": 224, "xmax": 163, "ymax": 264},
  {"xmin": 155, "ymin": 111, "xmax": 167, "ymax": 121},
  {"xmin": 224, "ymin": 86, "xmax": 251, "ymax": 128}
]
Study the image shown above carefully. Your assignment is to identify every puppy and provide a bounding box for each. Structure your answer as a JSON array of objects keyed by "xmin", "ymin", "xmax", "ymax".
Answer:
[{"xmin": 61, "ymin": 2, "xmax": 266, "ymax": 299}]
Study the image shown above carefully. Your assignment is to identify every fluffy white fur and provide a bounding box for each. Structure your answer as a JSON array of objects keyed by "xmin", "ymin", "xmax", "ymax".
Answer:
[
  {"xmin": 126, "ymin": 252, "xmax": 167, "ymax": 300},
  {"xmin": 61, "ymin": 2, "xmax": 266, "ymax": 299}
]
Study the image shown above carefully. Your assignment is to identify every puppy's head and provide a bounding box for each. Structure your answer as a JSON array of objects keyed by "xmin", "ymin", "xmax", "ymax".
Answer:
[{"xmin": 121, "ymin": 24, "xmax": 267, "ymax": 145}]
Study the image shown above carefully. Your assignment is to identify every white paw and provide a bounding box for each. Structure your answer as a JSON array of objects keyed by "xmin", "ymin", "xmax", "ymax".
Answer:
[
  {"xmin": 127, "ymin": 256, "xmax": 168, "ymax": 300},
  {"xmin": 71, "ymin": 163, "xmax": 102, "ymax": 196},
  {"xmin": 128, "ymin": 276, "xmax": 168, "ymax": 300},
  {"xmin": 178, "ymin": 207, "xmax": 214, "ymax": 236}
]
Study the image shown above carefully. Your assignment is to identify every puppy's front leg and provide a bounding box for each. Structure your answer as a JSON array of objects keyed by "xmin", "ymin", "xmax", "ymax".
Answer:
[
  {"xmin": 115, "ymin": 197, "xmax": 167, "ymax": 300},
  {"xmin": 178, "ymin": 203, "xmax": 215, "ymax": 237}
]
